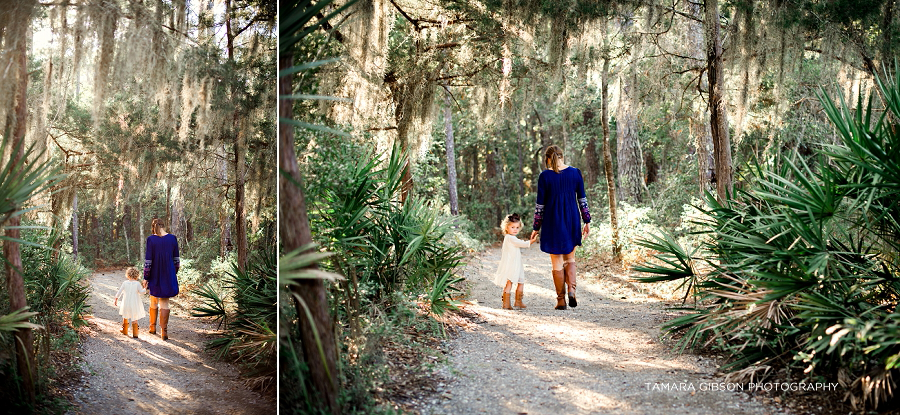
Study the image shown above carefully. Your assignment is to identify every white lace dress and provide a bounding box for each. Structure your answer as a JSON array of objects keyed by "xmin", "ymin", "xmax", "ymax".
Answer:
[
  {"xmin": 115, "ymin": 280, "xmax": 148, "ymax": 321},
  {"xmin": 493, "ymin": 234, "xmax": 532, "ymax": 286}
]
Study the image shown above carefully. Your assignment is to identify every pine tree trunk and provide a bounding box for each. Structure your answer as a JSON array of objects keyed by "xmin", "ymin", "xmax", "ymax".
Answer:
[
  {"xmin": 124, "ymin": 205, "xmax": 132, "ymax": 263},
  {"xmin": 218, "ymin": 144, "xmax": 231, "ymax": 257},
  {"xmin": 73, "ymin": 194, "xmax": 79, "ymax": 260},
  {"xmin": 280, "ymin": 53, "xmax": 340, "ymax": 414},
  {"xmin": 601, "ymin": 50, "xmax": 621, "ymax": 262},
  {"xmin": 443, "ymin": 89, "xmax": 459, "ymax": 215},
  {"xmin": 616, "ymin": 71, "xmax": 644, "ymax": 204},
  {"xmin": 514, "ymin": 120, "xmax": 525, "ymax": 202},
  {"xmin": 705, "ymin": 0, "xmax": 733, "ymax": 200},
  {"xmin": 4, "ymin": 11, "xmax": 36, "ymax": 401},
  {"xmin": 584, "ymin": 107, "xmax": 601, "ymax": 189},
  {"xmin": 686, "ymin": 0, "xmax": 715, "ymax": 194},
  {"xmin": 234, "ymin": 126, "xmax": 248, "ymax": 272},
  {"xmin": 137, "ymin": 201, "xmax": 142, "ymax": 259}
]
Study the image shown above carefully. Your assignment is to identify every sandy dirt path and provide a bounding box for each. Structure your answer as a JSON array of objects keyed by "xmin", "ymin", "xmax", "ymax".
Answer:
[
  {"xmin": 420, "ymin": 244, "xmax": 791, "ymax": 415},
  {"xmin": 69, "ymin": 269, "xmax": 273, "ymax": 415}
]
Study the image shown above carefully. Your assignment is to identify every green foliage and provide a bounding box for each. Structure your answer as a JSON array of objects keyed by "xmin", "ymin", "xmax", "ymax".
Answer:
[
  {"xmin": 191, "ymin": 249, "xmax": 277, "ymax": 392},
  {"xmin": 633, "ymin": 69, "xmax": 900, "ymax": 409},
  {"xmin": 583, "ymin": 201, "xmax": 659, "ymax": 262},
  {"xmin": 0, "ymin": 226, "xmax": 90, "ymax": 413}
]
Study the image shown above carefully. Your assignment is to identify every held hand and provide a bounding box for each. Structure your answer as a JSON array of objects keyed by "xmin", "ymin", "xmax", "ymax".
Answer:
[
  {"xmin": 582, "ymin": 223, "xmax": 590, "ymax": 237},
  {"xmin": 530, "ymin": 230, "xmax": 538, "ymax": 241},
  {"xmin": 114, "ymin": 298, "xmax": 118, "ymax": 306}
]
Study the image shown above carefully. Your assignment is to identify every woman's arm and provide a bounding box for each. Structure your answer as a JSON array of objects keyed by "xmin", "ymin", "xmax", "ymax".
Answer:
[
  {"xmin": 144, "ymin": 238, "xmax": 152, "ymax": 281},
  {"xmin": 576, "ymin": 170, "xmax": 591, "ymax": 224},
  {"xmin": 173, "ymin": 237, "xmax": 180, "ymax": 273},
  {"xmin": 533, "ymin": 172, "xmax": 546, "ymax": 231}
]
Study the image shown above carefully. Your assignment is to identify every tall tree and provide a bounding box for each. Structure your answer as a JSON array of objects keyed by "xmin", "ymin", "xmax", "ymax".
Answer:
[
  {"xmin": 705, "ymin": 0, "xmax": 733, "ymax": 200},
  {"xmin": 443, "ymin": 88, "xmax": 459, "ymax": 215},
  {"xmin": 280, "ymin": 50, "xmax": 340, "ymax": 415},
  {"xmin": 601, "ymin": 31, "xmax": 621, "ymax": 262},
  {"xmin": 616, "ymin": 66, "xmax": 644, "ymax": 204},
  {"xmin": 3, "ymin": 1, "xmax": 36, "ymax": 403}
]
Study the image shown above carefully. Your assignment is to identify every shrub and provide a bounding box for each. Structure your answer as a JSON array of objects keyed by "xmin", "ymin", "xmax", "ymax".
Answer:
[{"xmin": 633, "ymin": 69, "xmax": 900, "ymax": 409}]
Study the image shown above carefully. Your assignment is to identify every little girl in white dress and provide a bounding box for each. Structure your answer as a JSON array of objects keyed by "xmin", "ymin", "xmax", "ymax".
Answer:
[
  {"xmin": 494, "ymin": 213, "xmax": 536, "ymax": 309},
  {"xmin": 114, "ymin": 267, "xmax": 148, "ymax": 338}
]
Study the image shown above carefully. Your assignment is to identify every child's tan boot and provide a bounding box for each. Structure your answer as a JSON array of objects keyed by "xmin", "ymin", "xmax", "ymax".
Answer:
[
  {"xmin": 501, "ymin": 292, "xmax": 512, "ymax": 310},
  {"xmin": 514, "ymin": 289, "xmax": 526, "ymax": 309},
  {"xmin": 132, "ymin": 322, "xmax": 139, "ymax": 339},
  {"xmin": 121, "ymin": 319, "xmax": 129, "ymax": 335}
]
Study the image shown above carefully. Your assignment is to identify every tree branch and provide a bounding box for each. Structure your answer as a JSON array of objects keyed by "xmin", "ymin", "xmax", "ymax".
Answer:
[{"xmin": 389, "ymin": 0, "xmax": 421, "ymax": 31}]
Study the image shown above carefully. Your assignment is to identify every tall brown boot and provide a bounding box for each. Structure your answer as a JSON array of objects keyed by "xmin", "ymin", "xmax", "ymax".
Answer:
[
  {"xmin": 121, "ymin": 319, "xmax": 129, "ymax": 335},
  {"xmin": 564, "ymin": 261, "xmax": 577, "ymax": 308},
  {"xmin": 502, "ymin": 292, "xmax": 512, "ymax": 310},
  {"xmin": 132, "ymin": 322, "xmax": 139, "ymax": 339},
  {"xmin": 148, "ymin": 306, "xmax": 158, "ymax": 335},
  {"xmin": 514, "ymin": 287, "xmax": 526, "ymax": 309},
  {"xmin": 159, "ymin": 309, "xmax": 170, "ymax": 340},
  {"xmin": 552, "ymin": 270, "xmax": 567, "ymax": 310}
]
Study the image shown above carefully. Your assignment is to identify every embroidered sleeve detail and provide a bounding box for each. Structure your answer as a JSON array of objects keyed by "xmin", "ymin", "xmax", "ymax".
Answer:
[
  {"xmin": 174, "ymin": 256, "xmax": 180, "ymax": 272},
  {"xmin": 144, "ymin": 259, "xmax": 152, "ymax": 279},
  {"xmin": 533, "ymin": 204, "xmax": 545, "ymax": 231},
  {"xmin": 578, "ymin": 197, "xmax": 591, "ymax": 223}
]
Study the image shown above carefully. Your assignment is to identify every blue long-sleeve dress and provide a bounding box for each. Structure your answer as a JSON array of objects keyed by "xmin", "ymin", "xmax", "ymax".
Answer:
[
  {"xmin": 533, "ymin": 167, "xmax": 592, "ymax": 255},
  {"xmin": 144, "ymin": 234, "xmax": 180, "ymax": 298}
]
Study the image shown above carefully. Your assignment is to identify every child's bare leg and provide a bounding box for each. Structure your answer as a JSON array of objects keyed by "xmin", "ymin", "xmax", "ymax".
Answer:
[{"xmin": 503, "ymin": 280, "xmax": 512, "ymax": 293}]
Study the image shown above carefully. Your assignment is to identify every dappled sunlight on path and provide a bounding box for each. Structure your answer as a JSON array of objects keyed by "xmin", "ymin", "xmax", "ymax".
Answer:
[
  {"xmin": 420, "ymin": 245, "xmax": 783, "ymax": 415},
  {"xmin": 71, "ymin": 269, "xmax": 272, "ymax": 415}
]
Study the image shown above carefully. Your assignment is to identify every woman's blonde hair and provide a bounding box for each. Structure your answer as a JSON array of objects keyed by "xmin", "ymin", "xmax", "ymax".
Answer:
[
  {"xmin": 499, "ymin": 213, "xmax": 521, "ymax": 235},
  {"xmin": 151, "ymin": 218, "xmax": 166, "ymax": 237},
  {"xmin": 126, "ymin": 267, "xmax": 140, "ymax": 280},
  {"xmin": 545, "ymin": 145, "xmax": 564, "ymax": 173}
]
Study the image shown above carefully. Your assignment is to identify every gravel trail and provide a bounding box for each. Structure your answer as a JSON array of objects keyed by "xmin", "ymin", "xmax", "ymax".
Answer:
[
  {"xmin": 70, "ymin": 269, "xmax": 273, "ymax": 415},
  {"xmin": 422, "ymin": 244, "xmax": 787, "ymax": 415}
]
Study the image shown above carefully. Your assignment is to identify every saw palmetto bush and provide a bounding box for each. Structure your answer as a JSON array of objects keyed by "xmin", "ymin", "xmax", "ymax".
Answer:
[
  {"xmin": 634, "ymin": 69, "xmax": 900, "ymax": 410},
  {"xmin": 307, "ymin": 141, "xmax": 465, "ymax": 318},
  {"xmin": 191, "ymin": 249, "xmax": 277, "ymax": 392}
]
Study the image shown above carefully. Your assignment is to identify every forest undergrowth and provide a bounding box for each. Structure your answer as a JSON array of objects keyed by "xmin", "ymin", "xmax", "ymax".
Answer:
[{"xmin": 632, "ymin": 69, "xmax": 900, "ymax": 412}]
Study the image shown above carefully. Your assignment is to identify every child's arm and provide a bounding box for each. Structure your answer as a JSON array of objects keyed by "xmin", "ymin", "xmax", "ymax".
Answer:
[
  {"xmin": 508, "ymin": 235, "xmax": 531, "ymax": 248},
  {"xmin": 114, "ymin": 283, "xmax": 125, "ymax": 305}
]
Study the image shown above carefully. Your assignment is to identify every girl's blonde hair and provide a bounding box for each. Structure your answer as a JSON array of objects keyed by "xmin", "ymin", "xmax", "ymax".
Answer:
[
  {"xmin": 126, "ymin": 267, "xmax": 140, "ymax": 280},
  {"xmin": 151, "ymin": 218, "xmax": 166, "ymax": 236},
  {"xmin": 545, "ymin": 145, "xmax": 564, "ymax": 173},
  {"xmin": 499, "ymin": 213, "xmax": 521, "ymax": 235}
]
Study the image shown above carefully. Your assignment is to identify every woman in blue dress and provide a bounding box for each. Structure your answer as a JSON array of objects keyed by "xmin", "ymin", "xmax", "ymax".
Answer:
[
  {"xmin": 144, "ymin": 218, "xmax": 180, "ymax": 340},
  {"xmin": 530, "ymin": 145, "xmax": 591, "ymax": 310}
]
